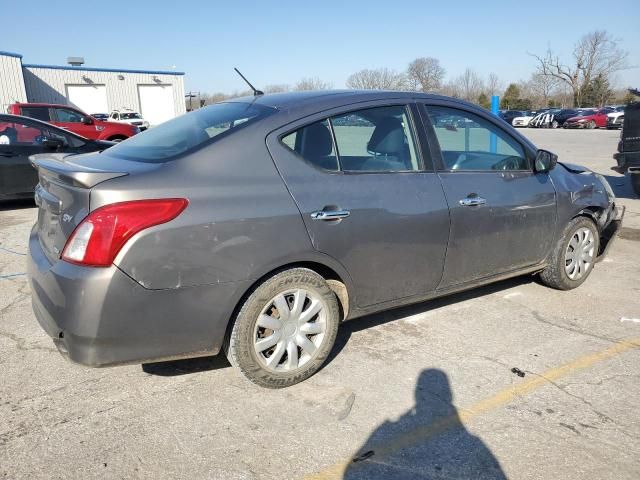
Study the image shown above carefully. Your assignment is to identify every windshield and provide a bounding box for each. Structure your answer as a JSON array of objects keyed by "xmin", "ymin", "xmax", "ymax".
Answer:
[
  {"xmin": 121, "ymin": 113, "xmax": 142, "ymax": 119},
  {"xmin": 104, "ymin": 102, "xmax": 275, "ymax": 163}
]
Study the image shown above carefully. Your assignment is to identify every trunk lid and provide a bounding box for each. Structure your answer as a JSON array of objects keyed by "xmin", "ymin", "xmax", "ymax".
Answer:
[{"xmin": 30, "ymin": 152, "xmax": 133, "ymax": 262}]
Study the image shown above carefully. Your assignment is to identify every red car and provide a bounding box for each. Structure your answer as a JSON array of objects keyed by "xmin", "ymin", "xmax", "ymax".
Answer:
[
  {"xmin": 563, "ymin": 109, "xmax": 608, "ymax": 129},
  {"xmin": 8, "ymin": 103, "xmax": 138, "ymax": 141}
]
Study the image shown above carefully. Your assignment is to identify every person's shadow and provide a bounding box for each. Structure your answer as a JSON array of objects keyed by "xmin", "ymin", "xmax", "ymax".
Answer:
[{"xmin": 343, "ymin": 369, "xmax": 507, "ymax": 479}]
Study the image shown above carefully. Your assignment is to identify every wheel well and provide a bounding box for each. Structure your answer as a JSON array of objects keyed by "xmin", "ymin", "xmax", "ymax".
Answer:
[
  {"xmin": 106, "ymin": 135, "xmax": 127, "ymax": 141},
  {"xmin": 223, "ymin": 262, "xmax": 350, "ymax": 346},
  {"xmin": 574, "ymin": 207, "xmax": 605, "ymax": 227}
]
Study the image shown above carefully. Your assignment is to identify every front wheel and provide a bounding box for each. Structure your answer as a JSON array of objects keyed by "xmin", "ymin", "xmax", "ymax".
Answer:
[
  {"xmin": 551, "ymin": 120, "xmax": 559, "ymax": 129},
  {"xmin": 587, "ymin": 120, "xmax": 596, "ymax": 129},
  {"xmin": 225, "ymin": 268, "xmax": 340, "ymax": 388},
  {"xmin": 631, "ymin": 174, "xmax": 640, "ymax": 197},
  {"xmin": 539, "ymin": 217, "xmax": 600, "ymax": 290}
]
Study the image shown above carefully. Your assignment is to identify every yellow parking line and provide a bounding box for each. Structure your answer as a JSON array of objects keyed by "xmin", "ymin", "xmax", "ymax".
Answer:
[{"xmin": 305, "ymin": 337, "xmax": 640, "ymax": 480}]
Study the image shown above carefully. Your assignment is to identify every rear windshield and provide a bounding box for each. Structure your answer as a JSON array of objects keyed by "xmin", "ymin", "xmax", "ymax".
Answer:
[{"xmin": 104, "ymin": 102, "xmax": 275, "ymax": 163}]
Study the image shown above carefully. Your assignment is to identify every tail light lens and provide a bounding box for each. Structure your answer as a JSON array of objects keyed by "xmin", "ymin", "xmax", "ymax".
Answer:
[{"xmin": 61, "ymin": 199, "xmax": 188, "ymax": 267}]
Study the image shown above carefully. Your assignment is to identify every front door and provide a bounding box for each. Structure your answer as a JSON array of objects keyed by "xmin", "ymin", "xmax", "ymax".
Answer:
[
  {"xmin": 267, "ymin": 103, "xmax": 450, "ymax": 307},
  {"xmin": 421, "ymin": 104, "xmax": 557, "ymax": 288}
]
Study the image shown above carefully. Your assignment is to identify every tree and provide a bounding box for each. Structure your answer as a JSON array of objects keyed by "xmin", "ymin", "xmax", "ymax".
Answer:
[
  {"xmin": 581, "ymin": 73, "xmax": 613, "ymax": 107},
  {"xmin": 346, "ymin": 68, "xmax": 407, "ymax": 90},
  {"xmin": 500, "ymin": 83, "xmax": 532, "ymax": 110},
  {"xmin": 531, "ymin": 30, "xmax": 628, "ymax": 107},
  {"xmin": 477, "ymin": 93, "xmax": 490, "ymax": 109},
  {"xmin": 486, "ymin": 73, "xmax": 503, "ymax": 97},
  {"xmin": 294, "ymin": 77, "xmax": 332, "ymax": 91},
  {"xmin": 448, "ymin": 68, "xmax": 484, "ymax": 102},
  {"xmin": 406, "ymin": 57, "xmax": 445, "ymax": 92},
  {"xmin": 528, "ymin": 73, "xmax": 561, "ymax": 107},
  {"xmin": 263, "ymin": 84, "xmax": 290, "ymax": 93}
]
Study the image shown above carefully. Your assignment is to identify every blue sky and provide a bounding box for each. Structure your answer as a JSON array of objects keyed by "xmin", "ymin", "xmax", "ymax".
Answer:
[{"xmin": 4, "ymin": 0, "xmax": 639, "ymax": 94}]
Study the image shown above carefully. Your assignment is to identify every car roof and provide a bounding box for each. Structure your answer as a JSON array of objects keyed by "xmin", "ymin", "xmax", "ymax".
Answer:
[
  {"xmin": 13, "ymin": 102, "xmax": 82, "ymax": 109},
  {"xmin": 0, "ymin": 113, "xmax": 90, "ymax": 141}
]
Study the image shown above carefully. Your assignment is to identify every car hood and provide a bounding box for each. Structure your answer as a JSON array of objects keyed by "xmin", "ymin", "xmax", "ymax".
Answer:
[{"xmin": 558, "ymin": 161, "xmax": 592, "ymax": 174}]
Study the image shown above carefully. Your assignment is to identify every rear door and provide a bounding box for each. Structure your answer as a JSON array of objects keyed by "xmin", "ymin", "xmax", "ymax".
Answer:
[
  {"xmin": 267, "ymin": 102, "xmax": 450, "ymax": 308},
  {"xmin": 420, "ymin": 103, "xmax": 557, "ymax": 288}
]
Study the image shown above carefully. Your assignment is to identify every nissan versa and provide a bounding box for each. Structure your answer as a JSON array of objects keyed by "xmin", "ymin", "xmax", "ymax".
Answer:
[{"xmin": 27, "ymin": 91, "xmax": 624, "ymax": 388}]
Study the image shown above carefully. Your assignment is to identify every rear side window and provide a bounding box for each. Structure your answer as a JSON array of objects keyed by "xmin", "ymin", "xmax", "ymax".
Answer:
[
  {"xmin": 281, "ymin": 105, "xmax": 421, "ymax": 172},
  {"xmin": 281, "ymin": 120, "xmax": 339, "ymax": 171},
  {"xmin": 104, "ymin": 102, "xmax": 275, "ymax": 163},
  {"xmin": 20, "ymin": 107, "xmax": 51, "ymax": 122}
]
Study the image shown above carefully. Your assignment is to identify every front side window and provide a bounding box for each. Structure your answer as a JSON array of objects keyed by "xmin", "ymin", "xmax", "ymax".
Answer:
[
  {"xmin": 56, "ymin": 108, "xmax": 84, "ymax": 123},
  {"xmin": 20, "ymin": 106, "xmax": 50, "ymax": 122},
  {"xmin": 281, "ymin": 105, "xmax": 421, "ymax": 173},
  {"xmin": 104, "ymin": 102, "xmax": 275, "ymax": 163},
  {"xmin": 426, "ymin": 106, "xmax": 528, "ymax": 171}
]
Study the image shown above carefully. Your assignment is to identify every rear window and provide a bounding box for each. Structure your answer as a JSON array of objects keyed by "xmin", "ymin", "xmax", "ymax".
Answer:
[
  {"xmin": 104, "ymin": 102, "xmax": 275, "ymax": 163},
  {"xmin": 20, "ymin": 106, "xmax": 51, "ymax": 122}
]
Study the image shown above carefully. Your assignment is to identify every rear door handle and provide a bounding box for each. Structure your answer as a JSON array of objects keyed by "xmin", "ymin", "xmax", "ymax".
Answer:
[
  {"xmin": 459, "ymin": 196, "xmax": 487, "ymax": 207},
  {"xmin": 310, "ymin": 210, "xmax": 350, "ymax": 221}
]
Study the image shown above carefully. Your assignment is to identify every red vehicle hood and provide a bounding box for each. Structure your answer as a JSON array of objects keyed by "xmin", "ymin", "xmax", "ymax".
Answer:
[{"xmin": 567, "ymin": 114, "xmax": 595, "ymax": 122}]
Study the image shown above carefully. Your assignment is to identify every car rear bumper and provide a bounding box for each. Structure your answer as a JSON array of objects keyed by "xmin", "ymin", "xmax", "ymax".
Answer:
[{"xmin": 27, "ymin": 226, "xmax": 246, "ymax": 367}]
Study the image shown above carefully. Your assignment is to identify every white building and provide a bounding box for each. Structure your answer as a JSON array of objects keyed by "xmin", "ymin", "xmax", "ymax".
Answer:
[{"xmin": 0, "ymin": 51, "xmax": 186, "ymax": 126}]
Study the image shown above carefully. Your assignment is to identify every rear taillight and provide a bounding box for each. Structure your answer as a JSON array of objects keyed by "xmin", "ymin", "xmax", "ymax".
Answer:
[{"xmin": 61, "ymin": 199, "xmax": 188, "ymax": 267}]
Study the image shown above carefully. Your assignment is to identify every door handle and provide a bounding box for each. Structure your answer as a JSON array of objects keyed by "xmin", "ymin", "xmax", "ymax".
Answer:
[
  {"xmin": 459, "ymin": 196, "xmax": 487, "ymax": 207},
  {"xmin": 310, "ymin": 209, "xmax": 351, "ymax": 221}
]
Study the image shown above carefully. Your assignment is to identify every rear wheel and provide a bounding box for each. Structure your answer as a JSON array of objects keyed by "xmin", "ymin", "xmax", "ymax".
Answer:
[
  {"xmin": 539, "ymin": 217, "xmax": 599, "ymax": 290},
  {"xmin": 225, "ymin": 268, "xmax": 340, "ymax": 388}
]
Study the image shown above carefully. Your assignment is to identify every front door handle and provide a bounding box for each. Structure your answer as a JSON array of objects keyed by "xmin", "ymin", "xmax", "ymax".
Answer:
[
  {"xmin": 310, "ymin": 209, "xmax": 351, "ymax": 221},
  {"xmin": 459, "ymin": 196, "xmax": 487, "ymax": 207}
]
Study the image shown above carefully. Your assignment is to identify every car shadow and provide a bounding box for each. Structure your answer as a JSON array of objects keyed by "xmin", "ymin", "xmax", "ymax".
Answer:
[
  {"xmin": 0, "ymin": 198, "xmax": 36, "ymax": 212},
  {"xmin": 603, "ymin": 173, "xmax": 638, "ymax": 200},
  {"xmin": 341, "ymin": 368, "xmax": 507, "ymax": 479},
  {"xmin": 142, "ymin": 275, "xmax": 532, "ymax": 377}
]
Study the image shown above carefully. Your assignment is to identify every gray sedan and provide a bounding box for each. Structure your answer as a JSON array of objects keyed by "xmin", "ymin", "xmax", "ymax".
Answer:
[{"xmin": 27, "ymin": 91, "xmax": 623, "ymax": 388}]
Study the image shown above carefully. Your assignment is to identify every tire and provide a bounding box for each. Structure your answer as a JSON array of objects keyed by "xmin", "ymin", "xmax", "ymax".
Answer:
[
  {"xmin": 587, "ymin": 120, "xmax": 596, "ymax": 129},
  {"xmin": 107, "ymin": 135, "xmax": 127, "ymax": 142},
  {"xmin": 225, "ymin": 268, "xmax": 340, "ymax": 388},
  {"xmin": 551, "ymin": 120, "xmax": 559, "ymax": 129},
  {"xmin": 631, "ymin": 174, "xmax": 640, "ymax": 197},
  {"xmin": 539, "ymin": 217, "xmax": 600, "ymax": 290}
]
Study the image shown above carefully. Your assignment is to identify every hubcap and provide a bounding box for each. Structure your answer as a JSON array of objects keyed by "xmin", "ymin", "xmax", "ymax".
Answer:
[
  {"xmin": 253, "ymin": 289, "xmax": 327, "ymax": 372},
  {"xmin": 565, "ymin": 227, "xmax": 595, "ymax": 280}
]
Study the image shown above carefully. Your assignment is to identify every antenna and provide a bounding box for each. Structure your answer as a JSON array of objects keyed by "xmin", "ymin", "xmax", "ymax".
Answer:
[{"xmin": 234, "ymin": 68, "xmax": 264, "ymax": 96}]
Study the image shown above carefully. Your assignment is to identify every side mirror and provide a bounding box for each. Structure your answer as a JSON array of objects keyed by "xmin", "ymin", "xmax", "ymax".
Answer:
[
  {"xmin": 42, "ymin": 137, "xmax": 64, "ymax": 151},
  {"xmin": 534, "ymin": 149, "xmax": 558, "ymax": 173},
  {"xmin": 81, "ymin": 116, "xmax": 94, "ymax": 125}
]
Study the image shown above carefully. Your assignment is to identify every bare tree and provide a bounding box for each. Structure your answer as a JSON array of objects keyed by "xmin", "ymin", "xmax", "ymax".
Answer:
[
  {"xmin": 531, "ymin": 30, "xmax": 628, "ymax": 107},
  {"xmin": 406, "ymin": 57, "xmax": 445, "ymax": 92},
  {"xmin": 346, "ymin": 68, "xmax": 407, "ymax": 90},
  {"xmin": 294, "ymin": 77, "xmax": 332, "ymax": 91},
  {"xmin": 263, "ymin": 84, "xmax": 290, "ymax": 93},
  {"xmin": 450, "ymin": 68, "xmax": 484, "ymax": 102},
  {"xmin": 527, "ymin": 73, "xmax": 560, "ymax": 107},
  {"xmin": 486, "ymin": 73, "xmax": 503, "ymax": 97}
]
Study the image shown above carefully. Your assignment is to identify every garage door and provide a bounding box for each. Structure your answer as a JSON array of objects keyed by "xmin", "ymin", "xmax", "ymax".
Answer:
[
  {"xmin": 138, "ymin": 85, "xmax": 175, "ymax": 126},
  {"xmin": 66, "ymin": 85, "xmax": 108, "ymax": 115}
]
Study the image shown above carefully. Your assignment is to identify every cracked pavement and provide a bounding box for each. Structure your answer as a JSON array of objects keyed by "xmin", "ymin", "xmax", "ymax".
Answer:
[{"xmin": 1, "ymin": 129, "xmax": 639, "ymax": 479}]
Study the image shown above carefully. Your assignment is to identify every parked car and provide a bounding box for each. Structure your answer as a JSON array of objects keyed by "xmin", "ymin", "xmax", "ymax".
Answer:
[
  {"xmin": 27, "ymin": 91, "xmax": 623, "ymax": 388},
  {"xmin": 511, "ymin": 111, "xmax": 536, "ymax": 127},
  {"xmin": 8, "ymin": 103, "xmax": 139, "ymax": 142},
  {"xmin": 91, "ymin": 113, "xmax": 109, "ymax": 122},
  {"xmin": 548, "ymin": 109, "xmax": 585, "ymax": 128},
  {"xmin": 0, "ymin": 114, "xmax": 113, "ymax": 200},
  {"xmin": 109, "ymin": 110, "xmax": 150, "ymax": 131},
  {"xmin": 528, "ymin": 109, "xmax": 563, "ymax": 128},
  {"xmin": 564, "ymin": 109, "xmax": 608, "ymax": 129},
  {"xmin": 607, "ymin": 109, "xmax": 625, "ymax": 129},
  {"xmin": 500, "ymin": 110, "xmax": 527, "ymax": 125}
]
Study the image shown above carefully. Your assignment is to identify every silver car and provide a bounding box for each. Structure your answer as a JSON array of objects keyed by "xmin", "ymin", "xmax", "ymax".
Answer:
[{"xmin": 27, "ymin": 91, "xmax": 623, "ymax": 388}]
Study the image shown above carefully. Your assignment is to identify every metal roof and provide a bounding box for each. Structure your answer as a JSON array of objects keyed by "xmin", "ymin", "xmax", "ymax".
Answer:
[
  {"xmin": 0, "ymin": 51, "xmax": 23, "ymax": 59},
  {"xmin": 22, "ymin": 63, "xmax": 185, "ymax": 76}
]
